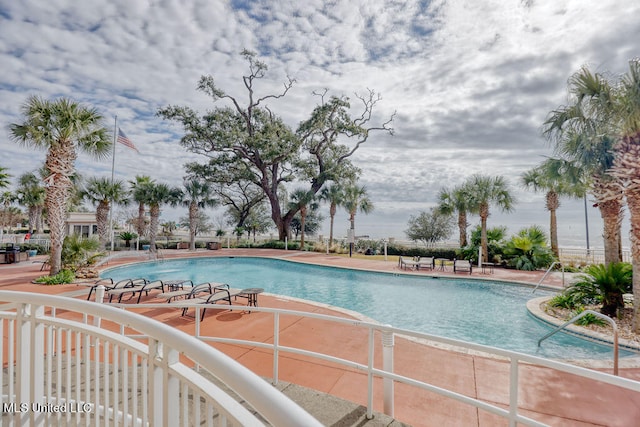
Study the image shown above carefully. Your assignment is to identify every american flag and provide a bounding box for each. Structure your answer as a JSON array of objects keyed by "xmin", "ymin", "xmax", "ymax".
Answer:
[{"xmin": 117, "ymin": 128, "xmax": 139, "ymax": 153}]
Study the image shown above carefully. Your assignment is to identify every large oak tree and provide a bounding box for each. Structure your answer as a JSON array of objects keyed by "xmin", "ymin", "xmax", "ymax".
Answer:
[{"xmin": 158, "ymin": 50, "xmax": 393, "ymax": 240}]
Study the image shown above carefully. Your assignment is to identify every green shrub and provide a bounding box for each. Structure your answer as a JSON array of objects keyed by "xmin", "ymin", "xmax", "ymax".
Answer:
[
  {"xmin": 502, "ymin": 226, "xmax": 556, "ymax": 270},
  {"xmin": 19, "ymin": 242, "xmax": 48, "ymax": 254},
  {"xmin": 35, "ymin": 269, "xmax": 75, "ymax": 285},
  {"xmin": 61, "ymin": 234, "xmax": 103, "ymax": 271},
  {"xmin": 548, "ymin": 294, "xmax": 579, "ymax": 309},
  {"xmin": 570, "ymin": 307, "xmax": 607, "ymax": 326},
  {"xmin": 457, "ymin": 225, "xmax": 507, "ymax": 263},
  {"xmin": 567, "ymin": 262, "xmax": 632, "ymax": 317},
  {"xmin": 386, "ymin": 244, "xmax": 457, "ymax": 259}
]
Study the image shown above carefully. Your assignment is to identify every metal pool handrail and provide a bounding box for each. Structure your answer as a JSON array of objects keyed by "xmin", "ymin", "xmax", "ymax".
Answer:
[
  {"xmin": 532, "ymin": 261, "xmax": 564, "ymax": 293},
  {"xmin": 538, "ymin": 309, "xmax": 619, "ymax": 375}
]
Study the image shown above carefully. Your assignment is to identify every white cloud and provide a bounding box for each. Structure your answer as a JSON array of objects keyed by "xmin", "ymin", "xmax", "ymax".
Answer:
[{"xmin": 0, "ymin": 0, "xmax": 638, "ymax": 248}]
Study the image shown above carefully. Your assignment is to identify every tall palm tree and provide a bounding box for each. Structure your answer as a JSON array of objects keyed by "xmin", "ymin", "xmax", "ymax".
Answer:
[
  {"xmin": 129, "ymin": 175, "xmax": 155, "ymax": 239},
  {"xmin": 437, "ymin": 183, "xmax": 475, "ymax": 248},
  {"xmin": 81, "ymin": 177, "xmax": 129, "ymax": 248},
  {"xmin": 289, "ymin": 188, "xmax": 318, "ymax": 249},
  {"xmin": 543, "ymin": 68, "xmax": 624, "ymax": 264},
  {"xmin": 342, "ymin": 183, "xmax": 373, "ymax": 257},
  {"xmin": 9, "ymin": 96, "xmax": 110, "ymax": 274},
  {"xmin": 607, "ymin": 60, "xmax": 640, "ymax": 332},
  {"xmin": 180, "ymin": 178, "xmax": 217, "ymax": 250},
  {"xmin": 144, "ymin": 182, "xmax": 181, "ymax": 253},
  {"xmin": 320, "ymin": 183, "xmax": 345, "ymax": 246},
  {"xmin": 521, "ymin": 158, "xmax": 585, "ymax": 257},
  {"xmin": 466, "ymin": 174, "xmax": 515, "ymax": 263}
]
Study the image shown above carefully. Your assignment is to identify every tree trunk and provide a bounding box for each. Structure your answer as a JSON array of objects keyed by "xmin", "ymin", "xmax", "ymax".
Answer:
[
  {"xmin": 458, "ymin": 211, "xmax": 467, "ymax": 248},
  {"xmin": 36, "ymin": 206, "xmax": 44, "ymax": 235},
  {"xmin": 137, "ymin": 202, "xmax": 146, "ymax": 237},
  {"xmin": 546, "ymin": 191, "xmax": 560, "ymax": 258},
  {"xmin": 329, "ymin": 202, "xmax": 336, "ymax": 246},
  {"xmin": 299, "ymin": 206, "xmax": 307, "ymax": 249},
  {"xmin": 479, "ymin": 203, "xmax": 489, "ymax": 263},
  {"xmin": 549, "ymin": 208, "xmax": 558, "ymax": 258},
  {"xmin": 149, "ymin": 204, "xmax": 160, "ymax": 253},
  {"xmin": 613, "ymin": 133, "xmax": 640, "ymax": 332},
  {"xmin": 44, "ymin": 141, "xmax": 75, "ymax": 275},
  {"xmin": 598, "ymin": 199, "xmax": 623, "ymax": 265},
  {"xmin": 28, "ymin": 206, "xmax": 36, "ymax": 234},
  {"xmin": 189, "ymin": 202, "xmax": 197, "ymax": 251},
  {"xmin": 45, "ymin": 181, "xmax": 70, "ymax": 275},
  {"xmin": 96, "ymin": 200, "xmax": 110, "ymax": 248}
]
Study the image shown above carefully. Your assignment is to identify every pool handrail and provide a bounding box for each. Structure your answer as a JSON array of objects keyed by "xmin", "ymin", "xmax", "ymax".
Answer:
[
  {"xmin": 532, "ymin": 261, "xmax": 564, "ymax": 293},
  {"xmin": 538, "ymin": 309, "xmax": 619, "ymax": 375}
]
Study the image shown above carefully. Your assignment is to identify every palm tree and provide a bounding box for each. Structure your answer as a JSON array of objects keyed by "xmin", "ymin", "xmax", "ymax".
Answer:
[
  {"xmin": 9, "ymin": 96, "xmax": 110, "ymax": 274},
  {"xmin": 81, "ymin": 177, "xmax": 129, "ymax": 248},
  {"xmin": 521, "ymin": 158, "xmax": 585, "ymax": 257},
  {"xmin": 342, "ymin": 183, "xmax": 373, "ymax": 257},
  {"xmin": 180, "ymin": 178, "xmax": 217, "ymax": 250},
  {"xmin": 289, "ymin": 188, "xmax": 318, "ymax": 249},
  {"xmin": 0, "ymin": 166, "xmax": 10, "ymax": 189},
  {"xmin": 16, "ymin": 172, "xmax": 46, "ymax": 235},
  {"xmin": 129, "ymin": 175, "xmax": 155, "ymax": 239},
  {"xmin": 543, "ymin": 68, "xmax": 624, "ymax": 264},
  {"xmin": 437, "ymin": 184, "xmax": 475, "ymax": 248},
  {"xmin": 608, "ymin": 60, "xmax": 640, "ymax": 332},
  {"xmin": 553, "ymin": 60, "xmax": 640, "ymax": 331},
  {"xmin": 144, "ymin": 182, "xmax": 181, "ymax": 253},
  {"xmin": 320, "ymin": 183, "xmax": 345, "ymax": 246},
  {"xmin": 466, "ymin": 174, "xmax": 515, "ymax": 263}
]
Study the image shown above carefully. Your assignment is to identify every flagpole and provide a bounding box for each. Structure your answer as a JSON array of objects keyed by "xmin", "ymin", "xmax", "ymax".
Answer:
[{"xmin": 109, "ymin": 116, "xmax": 117, "ymax": 251}]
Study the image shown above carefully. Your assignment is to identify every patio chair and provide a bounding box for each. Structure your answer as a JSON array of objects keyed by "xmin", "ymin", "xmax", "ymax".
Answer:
[
  {"xmin": 416, "ymin": 256, "xmax": 435, "ymax": 270},
  {"xmin": 183, "ymin": 283, "xmax": 243, "ymax": 321},
  {"xmin": 158, "ymin": 281, "xmax": 212, "ymax": 303},
  {"xmin": 398, "ymin": 256, "xmax": 420, "ymax": 270},
  {"xmin": 453, "ymin": 259, "xmax": 473, "ymax": 274},
  {"xmin": 107, "ymin": 278, "xmax": 157, "ymax": 303},
  {"xmin": 84, "ymin": 278, "xmax": 115, "ymax": 300}
]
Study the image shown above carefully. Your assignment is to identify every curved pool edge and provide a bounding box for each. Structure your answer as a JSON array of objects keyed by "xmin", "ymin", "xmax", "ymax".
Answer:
[
  {"xmin": 527, "ymin": 296, "xmax": 640, "ymax": 368},
  {"xmin": 99, "ymin": 252, "xmax": 639, "ymax": 368}
]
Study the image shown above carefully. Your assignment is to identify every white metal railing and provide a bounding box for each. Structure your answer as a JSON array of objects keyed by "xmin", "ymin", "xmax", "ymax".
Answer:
[
  {"xmin": 107, "ymin": 301, "xmax": 640, "ymax": 427},
  {"xmin": 0, "ymin": 291, "xmax": 322, "ymax": 427}
]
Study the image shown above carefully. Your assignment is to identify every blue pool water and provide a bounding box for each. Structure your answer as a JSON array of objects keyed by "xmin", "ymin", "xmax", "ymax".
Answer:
[{"xmin": 104, "ymin": 257, "xmax": 635, "ymax": 359}]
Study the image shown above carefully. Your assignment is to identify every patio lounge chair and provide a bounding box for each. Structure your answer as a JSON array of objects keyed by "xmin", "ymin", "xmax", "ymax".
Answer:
[
  {"xmin": 453, "ymin": 259, "xmax": 472, "ymax": 274},
  {"xmin": 182, "ymin": 283, "xmax": 243, "ymax": 321},
  {"xmin": 157, "ymin": 281, "xmax": 213, "ymax": 303},
  {"xmin": 415, "ymin": 256, "xmax": 435, "ymax": 270},
  {"xmin": 84, "ymin": 278, "xmax": 115, "ymax": 300},
  {"xmin": 398, "ymin": 256, "xmax": 420, "ymax": 270},
  {"xmin": 107, "ymin": 278, "xmax": 163, "ymax": 303}
]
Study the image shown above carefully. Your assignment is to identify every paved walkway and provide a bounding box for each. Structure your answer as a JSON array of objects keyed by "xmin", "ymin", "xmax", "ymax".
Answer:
[{"xmin": 1, "ymin": 249, "xmax": 640, "ymax": 426}]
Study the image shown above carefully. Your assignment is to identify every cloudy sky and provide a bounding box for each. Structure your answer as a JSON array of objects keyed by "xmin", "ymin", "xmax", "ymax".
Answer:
[{"xmin": 1, "ymin": 0, "xmax": 639, "ymax": 248}]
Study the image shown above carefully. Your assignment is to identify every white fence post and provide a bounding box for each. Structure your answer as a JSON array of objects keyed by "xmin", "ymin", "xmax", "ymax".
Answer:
[
  {"xmin": 382, "ymin": 327, "xmax": 395, "ymax": 417},
  {"xmin": 16, "ymin": 302, "xmax": 45, "ymax": 426}
]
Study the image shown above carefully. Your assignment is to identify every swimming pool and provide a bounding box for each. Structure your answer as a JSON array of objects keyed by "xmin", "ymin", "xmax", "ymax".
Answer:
[{"xmin": 104, "ymin": 256, "xmax": 633, "ymax": 359}]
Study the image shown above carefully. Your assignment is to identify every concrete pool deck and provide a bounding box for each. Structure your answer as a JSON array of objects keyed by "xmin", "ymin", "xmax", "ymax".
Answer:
[{"xmin": 2, "ymin": 248, "xmax": 640, "ymax": 426}]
